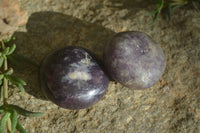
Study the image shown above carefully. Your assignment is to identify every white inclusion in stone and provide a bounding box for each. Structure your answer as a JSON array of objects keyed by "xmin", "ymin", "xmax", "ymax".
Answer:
[
  {"xmin": 64, "ymin": 57, "xmax": 69, "ymax": 60},
  {"xmin": 141, "ymin": 71, "xmax": 152, "ymax": 84},
  {"xmin": 80, "ymin": 52, "xmax": 90, "ymax": 66},
  {"xmin": 68, "ymin": 71, "xmax": 91, "ymax": 81}
]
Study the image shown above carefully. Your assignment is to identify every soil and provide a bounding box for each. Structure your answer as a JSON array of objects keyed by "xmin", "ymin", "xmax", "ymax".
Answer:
[{"xmin": 1, "ymin": 0, "xmax": 200, "ymax": 133}]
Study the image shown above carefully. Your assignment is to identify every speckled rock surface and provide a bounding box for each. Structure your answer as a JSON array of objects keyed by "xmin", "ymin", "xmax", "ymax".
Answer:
[
  {"xmin": 0, "ymin": 0, "xmax": 27, "ymax": 39},
  {"xmin": 1, "ymin": 0, "xmax": 200, "ymax": 132}
]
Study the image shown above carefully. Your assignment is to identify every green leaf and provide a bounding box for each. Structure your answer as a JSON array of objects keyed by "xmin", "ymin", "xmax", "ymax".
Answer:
[
  {"xmin": 0, "ymin": 74, "xmax": 4, "ymax": 80},
  {"xmin": 0, "ymin": 57, "xmax": 4, "ymax": 67},
  {"xmin": 5, "ymin": 75, "xmax": 26, "ymax": 92},
  {"xmin": 3, "ymin": 39, "xmax": 11, "ymax": 43},
  {"xmin": 2, "ymin": 47, "xmax": 10, "ymax": 55},
  {"xmin": 6, "ymin": 76, "xmax": 25, "ymax": 92},
  {"xmin": 0, "ymin": 109, "xmax": 4, "ymax": 113},
  {"xmin": 10, "ymin": 109, "xmax": 18, "ymax": 133},
  {"xmin": 7, "ymin": 104, "xmax": 45, "ymax": 117},
  {"xmin": 16, "ymin": 122, "xmax": 28, "ymax": 133},
  {"xmin": 15, "ymin": 84, "xmax": 25, "ymax": 92},
  {"xmin": 6, "ymin": 75, "xmax": 27, "ymax": 86},
  {"xmin": 7, "ymin": 44, "xmax": 16, "ymax": 55},
  {"xmin": 3, "ymin": 35, "xmax": 15, "ymax": 43},
  {"xmin": 0, "ymin": 112, "xmax": 11, "ymax": 133},
  {"xmin": 2, "ymin": 55, "xmax": 6, "ymax": 60},
  {"xmin": 12, "ymin": 77, "xmax": 26, "ymax": 86},
  {"xmin": 4, "ymin": 68, "xmax": 14, "ymax": 76}
]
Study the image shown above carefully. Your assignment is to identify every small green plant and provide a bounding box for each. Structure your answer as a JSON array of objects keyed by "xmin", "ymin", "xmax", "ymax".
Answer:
[
  {"xmin": 0, "ymin": 37, "xmax": 44, "ymax": 133},
  {"xmin": 150, "ymin": 0, "xmax": 200, "ymax": 24}
]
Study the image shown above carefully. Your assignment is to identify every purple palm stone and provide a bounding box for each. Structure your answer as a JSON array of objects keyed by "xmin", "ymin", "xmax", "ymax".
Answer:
[
  {"xmin": 40, "ymin": 46, "xmax": 109, "ymax": 109},
  {"xmin": 104, "ymin": 31, "xmax": 166, "ymax": 90}
]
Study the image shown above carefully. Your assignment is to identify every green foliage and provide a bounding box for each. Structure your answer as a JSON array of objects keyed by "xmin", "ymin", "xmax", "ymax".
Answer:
[
  {"xmin": 0, "ymin": 75, "xmax": 3, "ymax": 81},
  {"xmin": 6, "ymin": 75, "xmax": 26, "ymax": 92},
  {"xmin": 2, "ymin": 37, "xmax": 15, "ymax": 43},
  {"xmin": 10, "ymin": 109, "xmax": 18, "ymax": 133},
  {"xmin": 0, "ymin": 36, "xmax": 44, "ymax": 133},
  {"xmin": 16, "ymin": 122, "xmax": 28, "ymax": 133},
  {"xmin": 0, "ymin": 112, "xmax": 11, "ymax": 133},
  {"xmin": 0, "ymin": 43, "xmax": 16, "ymax": 68},
  {"xmin": 149, "ymin": 0, "xmax": 164, "ymax": 25},
  {"xmin": 0, "ymin": 104, "xmax": 45, "ymax": 133},
  {"xmin": 6, "ymin": 104, "xmax": 45, "ymax": 117},
  {"xmin": 150, "ymin": 0, "xmax": 200, "ymax": 24},
  {"xmin": 7, "ymin": 44, "xmax": 16, "ymax": 56}
]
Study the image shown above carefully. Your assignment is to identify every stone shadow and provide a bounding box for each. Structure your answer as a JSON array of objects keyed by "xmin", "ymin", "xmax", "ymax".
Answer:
[{"xmin": 12, "ymin": 11, "xmax": 115, "ymax": 100}]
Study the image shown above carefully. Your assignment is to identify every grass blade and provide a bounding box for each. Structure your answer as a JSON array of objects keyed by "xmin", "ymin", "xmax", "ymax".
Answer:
[
  {"xmin": 0, "ymin": 112, "xmax": 11, "ymax": 133},
  {"xmin": 16, "ymin": 122, "xmax": 28, "ymax": 133},
  {"xmin": 168, "ymin": 4, "xmax": 172, "ymax": 21},
  {"xmin": 146, "ymin": 9, "xmax": 158, "ymax": 16},
  {"xmin": 10, "ymin": 109, "xmax": 18, "ymax": 133},
  {"xmin": 149, "ymin": 0, "xmax": 164, "ymax": 25},
  {"xmin": 7, "ymin": 104, "xmax": 45, "ymax": 117},
  {"xmin": 171, "ymin": 5, "xmax": 183, "ymax": 12},
  {"xmin": 150, "ymin": 12, "xmax": 159, "ymax": 25}
]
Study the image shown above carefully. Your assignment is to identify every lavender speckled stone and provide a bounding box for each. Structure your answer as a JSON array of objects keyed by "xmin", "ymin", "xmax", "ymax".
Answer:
[
  {"xmin": 104, "ymin": 31, "xmax": 166, "ymax": 90},
  {"xmin": 40, "ymin": 46, "xmax": 109, "ymax": 109}
]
